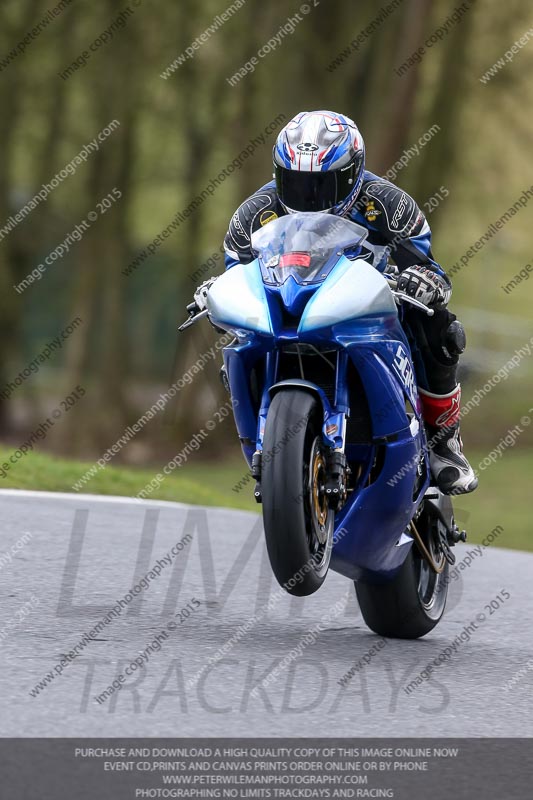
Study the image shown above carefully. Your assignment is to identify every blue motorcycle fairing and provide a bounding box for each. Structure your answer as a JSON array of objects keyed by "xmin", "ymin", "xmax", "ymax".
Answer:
[
  {"xmin": 299, "ymin": 255, "xmax": 397, "ymax": 333},
  {"xmin": 207, "ymin": 261, "xmax": 274, "ymax": 337},
  {"xmin": 209, "ymin": 213, "xmax": 429, "ymax": 581},
  {"xmin": 265, "ymin": 276, "xmax": 317, "ymax": 319},
  {"xmin": 331, "ymin": 433, "xmax": 426, "ymax": 581},
  {"xmin": 223, "ymin": 336, "xmax": 273, "ymax": 465}
]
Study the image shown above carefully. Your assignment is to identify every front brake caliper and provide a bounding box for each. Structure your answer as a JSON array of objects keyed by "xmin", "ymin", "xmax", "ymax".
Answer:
[
  {"xmin": 252, "ymin": 451, "xmax": 262, "ymax": 503},
  {"xmin": 325, "ymin": 450, "xmax": 349, "ymax": 511}
]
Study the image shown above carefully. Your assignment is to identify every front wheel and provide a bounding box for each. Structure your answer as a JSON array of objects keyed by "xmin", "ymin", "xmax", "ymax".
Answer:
[
  {"xmin": 261, "ymin": 390, "xmax": 334, "ymax": 597},
  {"xmin": 355, "ymin": 494, "xmax": 452, "ymax": 638}
]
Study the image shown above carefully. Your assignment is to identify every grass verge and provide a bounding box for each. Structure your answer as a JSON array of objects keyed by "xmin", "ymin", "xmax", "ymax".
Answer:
[{"xmin": 0, "ymin": 445, "xmax": 530, "ymax": 552}]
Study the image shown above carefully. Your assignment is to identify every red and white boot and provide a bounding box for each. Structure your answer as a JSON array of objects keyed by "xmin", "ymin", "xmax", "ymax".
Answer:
[{"xmin": 419, "ymin": 385, "xmax": 478, "ymax": 495}]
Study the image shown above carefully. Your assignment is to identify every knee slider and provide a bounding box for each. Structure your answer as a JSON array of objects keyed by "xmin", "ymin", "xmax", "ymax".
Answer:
[{"xmin": 444, "ymin": 320, "xmax": 466, "ymax": 357}]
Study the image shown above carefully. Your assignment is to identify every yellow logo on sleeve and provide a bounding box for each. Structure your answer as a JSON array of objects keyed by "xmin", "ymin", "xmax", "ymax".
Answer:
[
  {"xmin": 259, "ymin": 210, "xmax": 278, "ymax": 227},
  {"xmin": 364, "ymin": 200, "xmax": 381, "ymax": 223}
]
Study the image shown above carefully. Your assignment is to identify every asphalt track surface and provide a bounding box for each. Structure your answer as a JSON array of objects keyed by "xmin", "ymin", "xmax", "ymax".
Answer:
[{"xmin": 0, "ymin": 489, "xmax": 532, "ymax": 737}]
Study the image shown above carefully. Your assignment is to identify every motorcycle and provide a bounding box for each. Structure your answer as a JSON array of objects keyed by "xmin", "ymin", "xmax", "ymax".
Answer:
[{"xmin": 179, "ymin": 212, "xmax": 466, "ymax": 638}]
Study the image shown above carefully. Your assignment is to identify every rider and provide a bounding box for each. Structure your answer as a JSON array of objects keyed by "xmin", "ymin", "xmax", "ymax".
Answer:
[{"xmin": 195, "ymin": 110, "xmax": 477, "ymax": 496}]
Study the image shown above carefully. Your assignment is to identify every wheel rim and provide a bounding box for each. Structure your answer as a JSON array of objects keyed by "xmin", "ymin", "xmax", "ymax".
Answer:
[
  {"xmin": 416, "ymin": 520, "xmax": 447, "ymax": 617},
  {"xmin": 310, "ymin": 441, "xmax": 328, "ymax": 540},
  {"xmin": 304, "ymin": 436, "xmax": 334, "ymax": 573}
]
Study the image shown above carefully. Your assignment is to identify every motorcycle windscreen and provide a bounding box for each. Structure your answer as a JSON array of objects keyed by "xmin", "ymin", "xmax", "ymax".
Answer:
[{"xmin": 251, "ymin": 212, "xmax": 367, "ymax": 286}]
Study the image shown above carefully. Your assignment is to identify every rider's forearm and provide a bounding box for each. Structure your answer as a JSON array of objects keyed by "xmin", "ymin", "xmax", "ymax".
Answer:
[{"xmin": 394, "ymin": 233, "xmax": 450, "ymax": 286}]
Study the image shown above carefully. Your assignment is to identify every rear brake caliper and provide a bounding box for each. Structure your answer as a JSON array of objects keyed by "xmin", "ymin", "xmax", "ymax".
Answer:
[{"xmin": 439, "ymin": 519, "xmax": 467, "ymax": 565}]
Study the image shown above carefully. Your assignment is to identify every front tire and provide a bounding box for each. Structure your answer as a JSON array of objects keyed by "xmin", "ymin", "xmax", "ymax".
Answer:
[
  {"xmin": 355, "ymin": 496, "xmax": 451, "ymax": 638},
  {"xmin": 261, "ymin": 390, "xmax": 334, "ymax": 597}
]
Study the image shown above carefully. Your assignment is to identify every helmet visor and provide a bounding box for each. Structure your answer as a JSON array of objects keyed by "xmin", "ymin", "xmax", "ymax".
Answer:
[{"xmin": 275, "ymin": 157, "xmax": 361, "ymax": 212}]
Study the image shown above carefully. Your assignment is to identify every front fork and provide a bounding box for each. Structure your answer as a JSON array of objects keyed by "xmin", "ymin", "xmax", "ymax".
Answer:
[{"xmin": 252, "ymin": 348, "xmax": 351, "ymax": 510}]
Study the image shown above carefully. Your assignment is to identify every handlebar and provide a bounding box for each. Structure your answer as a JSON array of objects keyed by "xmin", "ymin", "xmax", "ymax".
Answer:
[
  {"xmin": 178, "ymin": 306, "xmax": 208, "ymax": 332},
  {"xmin": 179, "ymin": 270, "xmax": 434, "ymax": 334},
  {"xmin": 391, "ymin": 290, "xmax": 434, "ymax": 316}
]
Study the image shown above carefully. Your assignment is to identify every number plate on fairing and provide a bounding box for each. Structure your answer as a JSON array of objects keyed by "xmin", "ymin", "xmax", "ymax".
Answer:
[{"xmin": 392, "ymin": 343, "xmax": 418, "ymax": 410}]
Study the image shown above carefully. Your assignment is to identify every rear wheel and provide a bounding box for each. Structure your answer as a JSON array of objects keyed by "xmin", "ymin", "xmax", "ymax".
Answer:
[
  {"xmin": 261, "ymin": 390, "xmax": 334, "ymax": 597},
  {"xmin": 355, "ymin": 494, "xmax": 451, "ymax": 638}
]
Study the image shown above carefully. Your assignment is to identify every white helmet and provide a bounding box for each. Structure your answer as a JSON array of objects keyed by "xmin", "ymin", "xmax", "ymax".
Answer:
[{"xmin": 273, "ymin": 110, "xmax": 365, "ymax": 215}]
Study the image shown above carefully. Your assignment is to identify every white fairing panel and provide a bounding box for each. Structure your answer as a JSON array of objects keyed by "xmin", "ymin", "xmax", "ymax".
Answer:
[
  {"xmin": 206, "ymin": 261, "xmax": 273, "ymax": 335},
  {"xmin": 299, "ymin": 256, "xmax": 397, "ymax": 333}
]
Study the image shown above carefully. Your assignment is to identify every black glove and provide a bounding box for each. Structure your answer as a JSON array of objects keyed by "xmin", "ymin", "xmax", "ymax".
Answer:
[{"xmin": 397, "ymin": 265, "xmax": 451, "ymax": 309}]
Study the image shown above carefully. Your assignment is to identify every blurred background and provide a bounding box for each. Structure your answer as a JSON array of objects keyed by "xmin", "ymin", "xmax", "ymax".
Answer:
[{"xmin": 0, "ymin": 0, "xmax": 531, "ymax": 549}]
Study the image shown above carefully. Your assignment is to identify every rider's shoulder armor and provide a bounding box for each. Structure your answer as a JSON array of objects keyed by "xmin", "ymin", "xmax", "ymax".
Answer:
[
  {"xmin": 355, "ymin": 174, "xmax": 426, "ymax": 240},
  {"xmin": 224, "ymin": 181, "xmax": 284, "ymax": 264}
]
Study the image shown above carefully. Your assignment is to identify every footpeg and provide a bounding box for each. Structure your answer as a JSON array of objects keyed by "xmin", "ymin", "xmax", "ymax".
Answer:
[{"xmin": 448, "ymin": 522, "xmax": 467, "ymax": 544}]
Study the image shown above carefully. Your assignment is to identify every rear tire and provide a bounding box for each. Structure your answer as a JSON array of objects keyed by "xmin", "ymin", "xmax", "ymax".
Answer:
[
  {"xmin": 355, "ymin": 496, "xmax": 451, "ymax": 638},
  {"xmin": 262, "ymin": 390, "xmax": 334, "ymax": 597}
]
